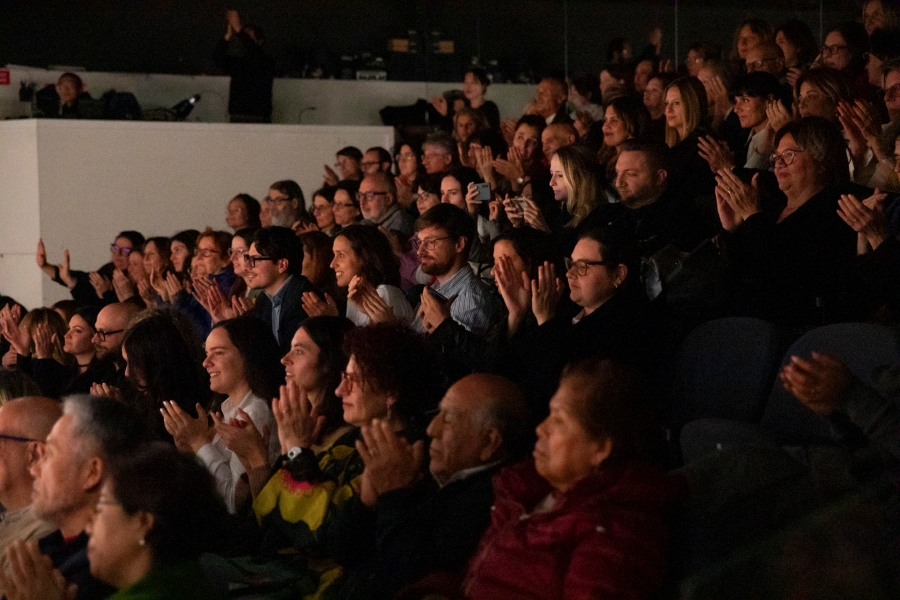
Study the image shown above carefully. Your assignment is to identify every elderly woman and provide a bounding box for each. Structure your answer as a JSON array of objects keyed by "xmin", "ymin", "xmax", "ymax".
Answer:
[
  {"xmin": 715, "ymin": 116, "xmax": 859, "ymax": 327},
  {"xmin": 464, "ymin": 358, "xmax": 682, "ymax": 600},
  {"xmin": 85, "ymin": 442, "xmax": 225, "ymax": 599}
]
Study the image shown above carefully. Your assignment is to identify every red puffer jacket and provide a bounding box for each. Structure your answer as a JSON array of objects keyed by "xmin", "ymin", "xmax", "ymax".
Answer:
[{"xmin": 464, "ymin": 459, "xmax": 685, "ymax": 600}]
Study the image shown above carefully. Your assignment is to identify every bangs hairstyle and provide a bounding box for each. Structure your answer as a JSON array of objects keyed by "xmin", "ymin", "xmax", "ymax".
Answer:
[
  {"xmin": 196, "ymin": 228, "xmax": 233, "ymax": 256},
  {"xmin": 664, "ymin": 77, "xmax": 708, "ymax": 147},
  {"xmin": 774, "ymin": 116, "xmax": 850, "ymax": 188},
  {"xmin": 794, "ymin": 67, "xmax": 851, "ymax": 106},
  {"xmin": 556, "ymin": 144, "xmax": 605, "ymax": 227},
  {"xmin": 334, "ymin": 225, "xmax": 401, "ymax": 288}
]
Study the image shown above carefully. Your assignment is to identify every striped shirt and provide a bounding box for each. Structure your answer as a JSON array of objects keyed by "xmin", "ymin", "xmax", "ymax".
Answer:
[{"xmin": 414, "ymin": 265, "xmax": 499, "ymax": 337}]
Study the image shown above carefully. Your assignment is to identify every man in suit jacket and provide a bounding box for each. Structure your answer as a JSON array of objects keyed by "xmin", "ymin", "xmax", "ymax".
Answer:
[{"xmin": 245, "ymin": 226, "xmax": 321, "ymax": 353}]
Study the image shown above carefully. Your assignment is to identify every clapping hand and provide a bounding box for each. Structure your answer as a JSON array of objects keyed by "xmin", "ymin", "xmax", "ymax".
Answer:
[
  {"xmin": 272, "ymin": 383, "xmax": 324, "ymax": 453},
  {"xmin": 111, "ymin": 269, "xmax": 136, "ymax": 302},
  {"xmin": 212, "ymin": 407, "xmax": 271, "ymax": 471},
  {"xmin": 31, "ymin": 324, "xmax": 56, "ymax": 360},
  {"xmin": 89, "ymin": 382, "xmax": 122, "ymax": 402},
  {"xmin": 838, "ymin": 191, "xmax": 889, "ymax": 252},
  {"xmin": 698, "ymin": 136, "xmax": 735, "ymax": 173},
  {"xmin": 302, "ymin": 291, "xmax": 339, "ymax": 317},
  {"xmin": 418, "ymin": 288, "xmax": 455, "ymax": 334},
  {"xmin": 89, "ymin": 271, "xmax": 113, "ymax": 299},
  {"xmin": 355, "ymin": 419, "xmax": 424, "ymax": 506},
  {"xmin": 715, "ymin": 169, "xmax": 761, "ymax": 226},
  {"xmin": 231, "ymin": 294, "xmax": 255, "ymax": 317},
  {"xmin": 349, "ymin": 276, "xmax": 395, "ymax": 324},
  {"xmin": 0, "ymin": 540, "xmax": 72, "ymax": 600},
  {"xmin": 531, "ymin": 261, "xmax": 563, "ymax": 326},
  {"xmin": 493, "ymin": 255, "xmax": 531, "ymax": 334},
  {"xmin": 160, "ymin": 401, "xmax": 211, "ymax": 453},
  {"xmin": 0, "ymin": 305, "xmax": 29, "ymax": 356}
]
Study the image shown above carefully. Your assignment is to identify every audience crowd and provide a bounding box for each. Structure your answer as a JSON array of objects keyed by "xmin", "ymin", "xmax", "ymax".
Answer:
[{"xmin": 4, "ymin": 4, "xmax": 900, "ymax": 598}]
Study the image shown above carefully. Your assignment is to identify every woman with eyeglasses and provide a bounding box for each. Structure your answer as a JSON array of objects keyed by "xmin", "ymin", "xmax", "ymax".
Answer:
[
  {"xmin": 715, "ymin": 116, "xmax": 861, "ymax": 327},
  {"xmin": 820, "ymin": 22, "xmax": 885, "ymax": 113},
  {"xmin": 212, "ymin": 323, "xmax": 441, "ymax": 598},
  {"xmin": 508, "ymin": 225, "xmax": 665, "ymax": 412},
  {"xmin": 332, "ymin": 179, "xmax": 363, "ymax": 228},
  {"xmin": 170, "ymin": 228, "xmax": 237, "ymax": 339}
]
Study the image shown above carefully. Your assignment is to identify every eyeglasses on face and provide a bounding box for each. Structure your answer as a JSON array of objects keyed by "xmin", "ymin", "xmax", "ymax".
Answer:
[
  {"xmin": 412, "ymin": 236, "xmax": 452, "ymax": 252},
  {"xmin": 110, "ymin": 244, "xmax": 132, "ymax": 255},
  {"xmin": 356, "ymin": 191, "xmax": 388, "ymax": 202},
  {"xmin": 396, "ymin": 152, "xmax": 416, "ymax": 161},
  {"xmin": 769, "ymin": 148, "xmax": 806, "ymax": 167},
  {"xmin": 333, "ymin": 202, "xmax": 357, "ymax": 210},
  {"xmin": 312, "ymin": 204, "xmax": 331, "ymax": 214},
  {"xmin": 95, "ymin": 328, "xmax": 125, "ymax": 341},
  {"xmin": 565, "ymin": 257, "xmax": 610, "ymax": 276},
  {"xmin": 265, "ymin": 195, "xmax": 292, "ymax": 205},
  {"xmin": 226, "ymin": 247, "xmax": 248, "ymax": 258},
  {"xmin": 340, "ymin": 370, "xmax": 361, "ymax": 387},
  {"xmin": 243, "ymin": 254, "xmax": 276, "ymax": 268},
  {"xmin": 884, "ymin": 83, "xmax": 900, "ymax": 100},
  {"xmin": 821, "ymin": 44, "xmax": 848, "ymax": 56}
]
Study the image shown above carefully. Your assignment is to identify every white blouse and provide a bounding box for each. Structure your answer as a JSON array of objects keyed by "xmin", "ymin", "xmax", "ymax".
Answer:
[{"xmin": 346, "ymin": 284, "xmax": 415, "ymax": 327}]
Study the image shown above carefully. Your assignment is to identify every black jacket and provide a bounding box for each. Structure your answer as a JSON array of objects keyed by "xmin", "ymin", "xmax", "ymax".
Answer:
[
  {"xmin": 39, "ymin": 530, "xmax": 116, "ymax": 600},
  {"xmin": 252, "ymin": 275, "xmax": 322, "ymax": 354}
]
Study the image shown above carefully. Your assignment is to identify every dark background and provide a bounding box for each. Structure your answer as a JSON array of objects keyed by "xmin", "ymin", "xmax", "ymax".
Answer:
[{"xmin": 0, "ymin": 0, "xmax": 862, "ymax": 82}]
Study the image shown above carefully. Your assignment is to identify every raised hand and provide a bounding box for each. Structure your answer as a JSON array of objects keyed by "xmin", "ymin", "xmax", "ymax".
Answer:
[
  {"xmin": 531, "ymin": 261, "xmax": 563, "ymax": 326},
  {"xmin": 207, "ymin": 285, "xmax": 234, "ymax": 323},
  {"xmin": 474, "ymin": 145, "xmax": 496, "ymax": 185},
  {"xmin": 0, "ymin": 539, "xmax": 71, "ymax": 600},
  {"xmin": 838, "ymin": 191, "xmax": 889, "ymax": 251},
  {"xmin": 89, "ymin": 271, "xmax": 112, "ymax": 299},
  {"xmin": 698, "ymin": 136, "xmax": 735, "ymax": 173},
  {"xmin": 137, "ymin": 279, "xmax": 157, "ymax": 308},
  {"xmin": 231, "ymin": 294, "xmax": 255, "ymax": 317},
  {"xmin": 430, "ymin": 95, "xmax": 448, "ymax": 116},
  {"xmin": 212, "ymin": 407, "xmax": 271, "ymax": 471},
  {"xmin": 0, "ymin": 307, "xmax": 30, "ymax": 356},
  {"xmin": 418, "ymin": 288, "xmax": 455, "ymax": 334},
  {"xmin": 149, "ymin": 267, "xmax": 169, "ymax": 303},
  {"xmin": 164, "ymin": 272, "xmax": 183, "ymax": 300},
  {"xmin": 500, "ymin": 118, "xmax": 517, "ymax": 146},
  {"xmin": 160, "ymin": 401, "xmax": 211, "ymax": 453},
  {"xmin": 355, "ymin": 418, "xmax": 424, "ymax": 503},
  {"xmin": 272, "ymin": 383, "xmax": 325, "ymax": 453},
  {"xmin": 780, "ymin": 352, "xmax": 851, "ymax": 416},
  {"xmin": 301, "ymin": 291, "xmax": 339, "ymax": 317},
  {"xmin": 715, "ymin": 185, "xmax": 743, "ymax": 232},
  {"xmin": 32, "ymin": 323, "xmax": 56, "ymax": 360},
  {"xmin": 111, "ymin": 269, "xmax": 135, "ymax": 302},
  {"xmin": 322, "ymin": 164, "xmax": 339, "ymax": 187},
  {"xmin": 492, "ymin": 255, "xmax": 531, "ymax": 334},
  {"xmin": 58, "ymin": 250, "xmax": 76, "ymax": 289},
  {"xmin": 715, "ymin": 169, "xmax": 761, "ymax": 221}
]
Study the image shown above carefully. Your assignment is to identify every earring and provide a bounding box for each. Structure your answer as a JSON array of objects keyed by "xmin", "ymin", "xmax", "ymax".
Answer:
[{"xmin": 138, "ymin": 539, "xmax": 145, "ymax": 547}]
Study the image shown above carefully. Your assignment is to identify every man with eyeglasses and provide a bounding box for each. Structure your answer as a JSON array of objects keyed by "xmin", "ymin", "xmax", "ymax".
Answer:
[
  {"xmin": 0, "ymin": 396, "xmax": 61, "ymax": 598},
  {"xmin": 421, "ymin": 133, "xmax": 457, "ymax": 175},
  {"xmin": 413, "ymin": 204, "xmax": 499, "ymax": 338},
  {"xmin": 264, "ymin": 180, "xmax": 306, "ymax": 228},
  {"xmin": 744, "ymin": 43, "xmax": 786, "ymax": 80},
  {"xmin": 88, "ymin": 301, "xmax": 140, "ymax": 391},
  {"xmin": 246, "ymin": 226, "xmax": 322, "ymax": 353},
  {"xmin": 361, "ymin": 147, "xmax": 393, "ymax": 175},
  {"xmin": 358, "ymin": 172, "xmax": 415, "ymax": 237},
  {"xmin": 5, "ymin": 395, "xmax": 147, "ymax": 600}
]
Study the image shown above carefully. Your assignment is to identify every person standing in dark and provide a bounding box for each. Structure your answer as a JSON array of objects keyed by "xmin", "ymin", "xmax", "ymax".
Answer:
[{"xmin": 213, "ymin": 10, "xmax": 275, "ymax": 123}]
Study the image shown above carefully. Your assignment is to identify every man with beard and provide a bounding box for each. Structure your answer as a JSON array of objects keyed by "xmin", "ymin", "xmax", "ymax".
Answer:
[
  {"xmin": 88, "ymin": 302, "xmax": 140, "ymax": 390},
  {"xmin": 264, "ymin": 180, "xmax": 306, "ymax": 228},
  {"xmin": 413, "ymin": 204, "xmax": 499, "ymax": 337}
]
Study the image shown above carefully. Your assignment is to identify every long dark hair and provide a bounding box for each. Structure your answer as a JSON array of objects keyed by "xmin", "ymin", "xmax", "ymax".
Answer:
[
  {"xmin": 300, "ymin": 316, "xmax": 355, "ymax": 435},
  {"xmin": 212, "ymin": 317, "xmax": 284, "ymax": 403},
  {"xmin": 334, "ymin": 225, "xmax": 401, "ymax": 288}
]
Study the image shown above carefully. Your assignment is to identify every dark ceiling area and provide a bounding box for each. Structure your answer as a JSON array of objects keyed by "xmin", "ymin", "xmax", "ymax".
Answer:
[{"xmin": 0, "ymin": 0, "xmax": 863, "ymax": 81}]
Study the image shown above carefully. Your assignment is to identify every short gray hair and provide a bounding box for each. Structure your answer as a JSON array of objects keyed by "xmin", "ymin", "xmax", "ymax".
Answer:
[{"xmin": 63, "ymin": 395, "xmax": 148, "ymax": 462}]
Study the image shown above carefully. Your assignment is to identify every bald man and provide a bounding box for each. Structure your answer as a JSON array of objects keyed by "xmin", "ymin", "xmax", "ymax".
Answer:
[
  {"xmin": 334, "ymin": 374, "xmax": 531, "ymax": 599},
  {"xmin": 90, "ymin": 302, "xmax": 140, "ymax": 389},
  {"xmin": 0, "ymin": 397, "xmax": 61, "ymax": 589}
]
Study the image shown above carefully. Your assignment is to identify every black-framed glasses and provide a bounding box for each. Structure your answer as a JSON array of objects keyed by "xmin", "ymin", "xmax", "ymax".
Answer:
[
  {"xmin": 264, "ymin": 195, "xmax": 292, "ymax": 204},
  {"xmin": 110, "ymin": 244, "xmax": 132, "ymax": 255},
  {"xmin": 769, "ymin": 149, "xmax": 806, "ymax": 167},
  {"xmin": 565, "ymin": 257, "xmax": 610, "ymax": 276},
  {"xmin": 0, "ymin": 433, "xmax": 37, "ymax": 443},
  {"xmin": 244, "ymin": 254, "xmax": 275, "ymax": 268},
  {"xmin": 356, "ymin": 191, "xmax": 388, "ymax": 202},
  {"xmin": 95, "ymin": 328, "xmax": 125, "ymax": 341},
  {"xmin": 821, "ymin": 44, "xmax": 848, "ymax": 56},
  {"xmin": 412, "ymin": 236, "xmax": 452, "ymax": 252}
]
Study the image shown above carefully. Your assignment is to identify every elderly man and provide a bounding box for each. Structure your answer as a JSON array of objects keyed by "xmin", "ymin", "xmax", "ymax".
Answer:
[
  {"xmin": 264, "ymin": 180, "xmax": 306, "ymax": 228},
  {"xmin": 0, "ymin": 395, "xmax": 147, "ymax": 600},
  {"xmin": 358, "ymin": 172, "xmax": 415, "ymax": 237},
  {"xmin": 0, "ymin": 396, "xmax": 61, "ymax": 594},
  {"xmin": 330, "ymin": 373, "xmax": 531, "ymax": 600},
  {"xmin": 421, "ymin": 133, "xmax": 457, "ymax": 175},
  {"xmin": 541, "ymin": 123, "xmax": 578, "ymax": 160},
  {"xmin": 413, "ymin": 204, "xmax": 500, "ymax": 337}
]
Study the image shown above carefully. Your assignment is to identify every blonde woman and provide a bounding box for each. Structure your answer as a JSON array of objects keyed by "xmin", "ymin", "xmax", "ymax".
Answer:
[{"xmin": 665, "ymin": 76, "xmax": 718, "ymax": 199}]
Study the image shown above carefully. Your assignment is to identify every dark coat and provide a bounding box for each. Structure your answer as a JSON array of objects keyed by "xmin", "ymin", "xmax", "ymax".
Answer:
[
  {"xmin": 464, "ymin": 459, "xmax": 683, "ymax": 600},
  {"xmin": 252, "ymin": 275, "xmax": 322, "ymax": 354},
  {"xmin": 39, "ymin": 530, "xmax": 116, "ymax": 600}
]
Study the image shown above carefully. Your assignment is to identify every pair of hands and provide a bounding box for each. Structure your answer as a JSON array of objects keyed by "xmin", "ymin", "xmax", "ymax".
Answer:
[
  {"xmin": 356, "ymin": 419, "xmax": 425, "ymax": 507},
  {"xmin": 349, "ymin": 276, "xmax": 396, "ymax": 324},
  {"xmin": 0, "ymin": 540, "xmax": 75, "ymax": 600},
  {"xmin": 418, "ymin": 288, "xmax": 456, "ymax": 334},
  {"xmin": 36, "ymin": 240, "xmax": 76, "ymax": 289},
  {"xmin": 780, "ymin": 352, "xmax": 851, "ymax": 416},
  {"xmin": 493, "ymin": 259, "xmax": 562, "ymax": 332},
  {"xmin": 837, "ymin": 190, "xmax": 889, "ymax": 252},
  {"xmin": 0, "ymin": 304, "xmax": 29, "ymax": 356},
  {"xmin": 492, "ymin": 146, "xmax": 526, "ymax": 190},
  {"xmin": 502, "ymin": 195, "xmax": 550, "ymax": 232},
  {"xmin": 715, "ymin": 170, "xmax": 762, "ymax": 232}
]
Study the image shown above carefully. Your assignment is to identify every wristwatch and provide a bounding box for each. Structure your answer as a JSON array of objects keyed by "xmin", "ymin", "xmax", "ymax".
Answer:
[
  {"xmin": 286, "ymin": 446, "xmax": 305, "ymax": 461},
  {"xmin": 516, "ymin": 176, "xmax": 525, "ymax": 185}
]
